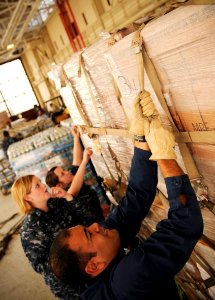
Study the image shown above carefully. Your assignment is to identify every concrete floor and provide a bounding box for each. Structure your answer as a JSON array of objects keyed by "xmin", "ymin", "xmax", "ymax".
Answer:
[{"xmin": 0, "ymin": 190, "xmax": 56, "ymax": 300}]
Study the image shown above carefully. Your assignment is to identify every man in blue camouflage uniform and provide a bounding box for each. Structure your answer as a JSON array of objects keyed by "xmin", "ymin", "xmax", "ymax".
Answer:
[
  {"xmin": 20, "ymin": 190, "xmax": 101, "ymax": 299},
  {"xmin": 49, "ymin": 91, "xmax": 203, "ymax": 299}
]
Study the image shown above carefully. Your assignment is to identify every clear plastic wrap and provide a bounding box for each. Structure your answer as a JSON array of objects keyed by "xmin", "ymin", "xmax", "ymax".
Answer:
[{"xmin": 58, "ymin": 5, "xmax": 215, "ymax": 297}]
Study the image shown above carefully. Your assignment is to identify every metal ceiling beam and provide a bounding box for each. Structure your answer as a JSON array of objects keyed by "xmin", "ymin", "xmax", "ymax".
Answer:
[
  {"xmin": 1, "ymin": 0, "xmax": 27, "ymax": 48},
  {"xmin": 1, "ymin": 0, "xmax": 42, "ymax": 49},
  {"xmin": 0, "ymin": 0, "xmax": 56, "ymax": 64},
  {"xmin": 15, "ymin": 0, "xmax": 42, "ymax": 42}
]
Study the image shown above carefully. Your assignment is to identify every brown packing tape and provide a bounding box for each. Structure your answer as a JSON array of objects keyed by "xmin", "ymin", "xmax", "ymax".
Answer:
[
  {"xmin": 141, "ymin": 47, "xmax": 178, "ymax": 132},
  {"xmin": 79, "ymin": 126, "xmax": 133, "ymax": 139},
  {"xmin": 178, "ymin": 143, "xmax": 200, "ymax": 179},
  {"xmin": 189, "ymin": 131, "xmax": 215, "ymax": 144},
  {"xmin": 78, "ymin": 53, "xmax": 83, "ymax": 78},
  {"xmin": 107, "ymin": 143, "xmax": 128, "ymax": 182},
  {"xmin": 101, "ymin": 152, "xmax": 117, "ymax": 182},
  {"xmin": 79, "ymin": 126, "xmax": 215, "ymax": 144},
  {"xmin": 175, "ymin": 131, "xmax": 215, "ymax": 144},
  {"xmin": 131, "ymin": 24, "xmax": 145, "ymax": 92},
  {"xmin": 111, "ymin": 75, "xmax": 130, "ymax": 124},
  {"xmin": 137, "ymin": 44, "xmax": 200, "ymax": 179},
  {"xmin": 132, "ymin": 25, "xmax": 190, "ymax": 180},
  {"xmin": 185, "ymin": 0, "xmax": 215, "ymax": 4},
  {"xmin": 62, "ymin": 68, "xmax": 91, "ymax": 127}
]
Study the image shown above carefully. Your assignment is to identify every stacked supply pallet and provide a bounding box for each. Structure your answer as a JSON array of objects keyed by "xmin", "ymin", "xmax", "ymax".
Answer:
[
  {"xmin": 55, "ymin": 5, "xmax": 215, "ymax": 299},
  {"xmin": 8, "ymin": 127, "xmax": 74, "ymax": 180},
  {"xmin": 0, "ymin": 135, "xmax": 16, "ymax": 194},
  {"xmin": 0, "ymin": 156, "xmax": 16, "ymax": 194}
]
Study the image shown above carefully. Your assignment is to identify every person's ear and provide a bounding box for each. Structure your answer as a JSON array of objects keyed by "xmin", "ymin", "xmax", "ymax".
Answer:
[
  {"xmin": 24, "ymin": 194, "xmax": 32, "ymax": 202},
  {"xmin": 85, "ymin": 258, "xmax": 106, "ymax": 277},
  {"xmin": 56, "ymin": 182, "xmax": 63, "ymax": 188}
]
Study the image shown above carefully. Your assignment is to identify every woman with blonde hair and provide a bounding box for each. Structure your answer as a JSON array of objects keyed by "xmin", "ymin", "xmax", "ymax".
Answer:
[
  {"xmin": 12, "ymin": 175, "xmax": 34, "ymax": 214},
  {"xmin": 12, "ymin": 147, "xmax": 104, "ymax": 300}
]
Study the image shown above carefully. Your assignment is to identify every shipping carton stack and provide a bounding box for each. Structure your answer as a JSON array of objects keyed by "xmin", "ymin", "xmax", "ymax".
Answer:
[{"xmin": 57, "ymin": 5, "xmax": 215, "ymax": 298}]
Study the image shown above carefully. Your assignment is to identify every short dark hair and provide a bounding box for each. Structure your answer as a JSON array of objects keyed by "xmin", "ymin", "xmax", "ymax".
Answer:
[
  {"xmin": 45, "ymin": 167, "xmax": 59, "ymax": 187},
  {"xmin": 49, "ymin": 229, "xmax": 95, "ymax": 288},
  {"xmin": 3, "ymin": 130, "xmax": 10, "ymax": 137}
]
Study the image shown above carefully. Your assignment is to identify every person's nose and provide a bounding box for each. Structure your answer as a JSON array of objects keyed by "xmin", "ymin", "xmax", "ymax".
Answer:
[
  {"xmin": 42, "ymin": 182, "xmax": 47, "ymax": 190},
  {"xmin": 88, "ymin": 223, "xmax": 100, "ymax": 233}
]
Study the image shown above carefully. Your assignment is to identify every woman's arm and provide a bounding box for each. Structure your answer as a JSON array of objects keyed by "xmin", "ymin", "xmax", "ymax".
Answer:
[
  {"xmin": 71, "ymin": 126, "xmax": 83, "ymax": 166},
  {"xmin": 67, "ymin": 147, "xmax": 93, "ymax": 197},
  {"xmin": 51, "ymin": 186, "xmax": 73, "ymax": 201},
  {"xmin": 51, "ymin": 148, "xmax": 92, "ymax": 199}
]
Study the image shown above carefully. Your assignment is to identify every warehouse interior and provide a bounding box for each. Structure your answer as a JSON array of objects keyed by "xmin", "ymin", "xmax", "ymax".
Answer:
[{"xmin": 0, "ymin": 0, "xmax": 215, "ymax": 299}]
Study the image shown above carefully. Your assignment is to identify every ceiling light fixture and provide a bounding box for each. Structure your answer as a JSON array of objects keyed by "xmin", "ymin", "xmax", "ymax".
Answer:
[{"xmin": 7, "ymin": 44, "xmax": 15, "ymax": 50}]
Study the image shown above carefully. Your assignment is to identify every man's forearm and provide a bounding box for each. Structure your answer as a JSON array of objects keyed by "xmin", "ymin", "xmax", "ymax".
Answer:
[{"xmin": 158, "ymin": 159, "xmax": 184, "ymax": 178}]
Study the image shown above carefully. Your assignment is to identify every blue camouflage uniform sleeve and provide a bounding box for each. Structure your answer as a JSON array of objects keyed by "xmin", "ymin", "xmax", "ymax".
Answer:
[
  {"xmin": 111, "ymin": 175, "xmax": 203, "ymax": 299},
  {"xmin": 103, "ymin": 148, "xmax": 158, "ymax": 244},
  {"xmin": 69, "ymin": 186, "xmax": 104, "ymax": 226},
  {"xmin": 20, "ymin": 214, "xmax": 51, "ymax": 274},
  {"xmin": 20, "ymin": 203, "xmax": 82, "ymax": 299}
]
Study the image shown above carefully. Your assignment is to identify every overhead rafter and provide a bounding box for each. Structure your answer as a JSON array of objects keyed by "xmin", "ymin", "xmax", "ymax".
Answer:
[{"xmin": 0, "ymin": 0, "xmax": 56, "ymax": 64}]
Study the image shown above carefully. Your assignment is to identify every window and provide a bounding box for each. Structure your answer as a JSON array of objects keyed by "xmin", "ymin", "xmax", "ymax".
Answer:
[
  {"xmin": 82, "ymin": 13, "xmax": 88, "ymax": 25},
  {"xmin": 53, "ymin": 41, "xmax": 59, "ymax": 51},
  {"xmin": 0, "ymin": 59, "xmax": 38, "ymax": 116},
  {"xmin": 69, "ymin": 22, "xmax": 78, "ymax": 39},
  {"xmin": 60, "ymin": 35, "xmax": 65, "ymax": 45}
]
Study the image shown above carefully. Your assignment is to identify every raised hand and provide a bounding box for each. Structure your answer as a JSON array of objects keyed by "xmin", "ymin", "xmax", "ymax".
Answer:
[
  {"xmin": 71, "ymin": 125, "xmax": 80, "ymax": 139},
  {"xmin": 139, "ymin": 90, "xmax": 159, "ymax": 118},
  {"xmin": 138, "ymin": 90, "xmax": 176, "ymax": 160},
  {"xmin": 83, "ymin": 147, "xmax": 93, "ymax": 164},
  {"xmin": 146, "ymin": 119, "xmax": 176, "ymax": 160},
  {"xmin": 51, "ymin": 186, "xmax": 68, "ymax": 198},
  {"xmin": 129, "ymin": 93, "xmax": 147, "ymax": 136}
]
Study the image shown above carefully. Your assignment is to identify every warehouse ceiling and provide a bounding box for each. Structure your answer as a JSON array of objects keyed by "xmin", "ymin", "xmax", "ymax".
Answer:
[{"xmin": 0, "ymin": 0, "xmax": 56, "ymax": 64}]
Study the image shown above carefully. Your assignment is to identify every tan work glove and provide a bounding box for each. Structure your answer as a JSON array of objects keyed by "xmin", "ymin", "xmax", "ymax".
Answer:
[
  {"xmin": 145, "ymin": 118, "xmax": 177, "ymax": 160},
  {"xmin": 129, "ymin": 93, "xmax": 147, "ymax": 136},
  {"xmin": 129, "ymin": 90, "xmax": 159, "ymax": 136},
  {"xmin": 139, "ymin": 90, "xmax": 159, "ymax": 118}
]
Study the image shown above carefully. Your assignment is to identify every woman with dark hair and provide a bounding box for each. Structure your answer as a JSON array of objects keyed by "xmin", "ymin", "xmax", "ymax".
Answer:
[{"xmin": 45, "ymin": 126, "xmax": 107, "ymax": 218}]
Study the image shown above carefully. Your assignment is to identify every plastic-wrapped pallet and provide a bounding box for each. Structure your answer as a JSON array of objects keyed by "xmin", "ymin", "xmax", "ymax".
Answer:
[
  {"xmin": 10, "ymin": 118, "xmax": 54, "ymax": 138},
  {"xmin": 103, "ymin": 5, "xmax": 215, "ymax": 298},
  {"xmin": 0, "ymin": 157, "xmax": 16, "ymax": 194},
  {"xmin": 8, "ymin": 127, "xmax": 74, "ymax": 180},
  {"xmin": 105, "ymin": 5, "xmax": 215, "ymax": 298},
  {"xmin": 141, "ymin": 4, "xmax": 215, "ymax": 203},
  {"xmin": 60, "ymin": 28, "xmax": 139, "ymax": 129},
  {"xmin": 57, "ymin": 4, "xmax": 215, "ymax": 298},
  {"xmin": 0, "ymin": 137, "xmax": 16, "ymax": 194}
]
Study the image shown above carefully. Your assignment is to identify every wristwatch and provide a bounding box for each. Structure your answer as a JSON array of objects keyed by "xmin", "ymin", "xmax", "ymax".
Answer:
[{"xmin": 134, "ymin": 135, "xmax": 146, "ymax": 142}]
